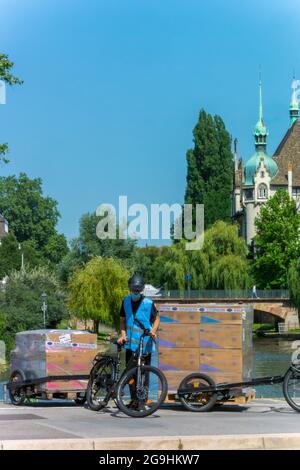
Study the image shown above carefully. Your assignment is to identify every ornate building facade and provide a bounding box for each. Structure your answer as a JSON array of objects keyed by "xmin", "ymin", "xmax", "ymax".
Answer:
[{"xmin": 232, "ymin": 81, "xmax": 300, "ymax": 245}]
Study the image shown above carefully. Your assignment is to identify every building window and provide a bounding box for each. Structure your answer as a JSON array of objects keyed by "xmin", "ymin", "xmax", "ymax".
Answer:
[
  {"xmin": 260, "ymin": 171, "xmax": 265, "ymax": 178},
  {"xmin": 258, "ymin": 184, "xmax": 268, "ymax": 199},
  {"xmin": 292, "ymin": 188, "xmax": 300, "ymax": 197},
  {"xmin": 244, "ymin": 189, "xmax": 253, "ymax": 200}
]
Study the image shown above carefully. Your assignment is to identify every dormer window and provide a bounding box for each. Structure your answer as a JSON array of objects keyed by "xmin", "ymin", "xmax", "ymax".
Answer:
[
  {"xmin": 260, "ymin": 171, "xmax": 264, "ymax": 178},
  {"xmin": 258, "ymin": 183, "xmax": 268, "ymax": 199}
]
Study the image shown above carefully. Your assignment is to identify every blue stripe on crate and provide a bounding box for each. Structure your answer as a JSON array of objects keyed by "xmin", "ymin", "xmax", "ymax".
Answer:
[
  {"xmin": 160, "ymin": 315, "xmax": 179, "ymax": 323},
  {"xmin": 200, "ymin": 316, "xmax": 220, "ymax": 324},
  {"xmin": 200, "ymin": 364, "xmax": 220, "ymax": 372},
  {"xmin": 200, "ymin": 339, "xmax": 221, "ymax": 349},
  {"xmin": 158, "ymin": 338, "xmax": 177, "ymax": 348},
  {"xmin": 159, "ymin": 363, "xmax": 179, "ymax": 371}
]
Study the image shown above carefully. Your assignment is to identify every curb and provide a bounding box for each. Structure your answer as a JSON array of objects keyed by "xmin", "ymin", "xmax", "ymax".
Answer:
[{"xmin": 1, "ymin": 433, "xmax": 300, "ymax": 450}]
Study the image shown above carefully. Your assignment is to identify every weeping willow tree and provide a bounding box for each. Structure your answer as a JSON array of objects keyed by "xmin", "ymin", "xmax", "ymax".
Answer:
[
  {"xmin": 160, "ymin": 221, "xmax": 250, "ymax": 290},
  {"xmin": 68, "ymin": 256, "xmax": 128, "ymax": 332},
  {"xmin": 203, "ymin": 221, "xmax": 251, "ymax": 289},
  {"xmin": 288, "ymin": 261, "xmax": 300, "ymax": 323}
]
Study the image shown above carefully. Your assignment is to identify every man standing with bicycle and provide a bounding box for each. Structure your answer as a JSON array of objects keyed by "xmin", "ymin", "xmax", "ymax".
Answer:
[{"xmin": 117, "ymin": 273, "xmax": 160, "ymax": 408}]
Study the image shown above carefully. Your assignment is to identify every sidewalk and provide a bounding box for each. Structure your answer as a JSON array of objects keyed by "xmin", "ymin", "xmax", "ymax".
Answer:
[{"xmin": 0, "ymin": 399, "xmax": 299, "ymax": 450}]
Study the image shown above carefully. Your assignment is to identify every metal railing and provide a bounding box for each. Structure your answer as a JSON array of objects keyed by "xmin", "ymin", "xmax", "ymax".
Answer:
[{"xmin": 158, "ymin": 290, "xmax": 289, "ymax": 299}]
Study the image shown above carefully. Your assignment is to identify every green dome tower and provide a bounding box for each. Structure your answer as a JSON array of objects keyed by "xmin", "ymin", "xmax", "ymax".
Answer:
[{"xmin": 244, "ymin": 81, "xmax": 278, "ymax": 186}]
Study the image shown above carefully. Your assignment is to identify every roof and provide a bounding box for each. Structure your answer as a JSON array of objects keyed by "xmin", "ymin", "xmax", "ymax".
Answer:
[
  {"xmin": 272, "ymin": 119, "xmax": 300, "ymax": 186},
  {"xmin": 244, "ymin": 151, "xmax": 278, "ymax": 186}
]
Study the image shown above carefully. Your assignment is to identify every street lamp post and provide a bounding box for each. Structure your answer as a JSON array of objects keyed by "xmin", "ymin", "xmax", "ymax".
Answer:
[
  {"xmin": 18, "ymin": 243, "xmax": 24, "ymax": 270},
  {"xmin": 41, "ymin": 292, "xmax": 47, "ymax": 329}
]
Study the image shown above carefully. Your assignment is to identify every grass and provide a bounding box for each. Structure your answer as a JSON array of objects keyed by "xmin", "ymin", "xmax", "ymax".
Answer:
[{"xmin": 252, "ymin": 323, "xmax": 275, "ymax": 332}]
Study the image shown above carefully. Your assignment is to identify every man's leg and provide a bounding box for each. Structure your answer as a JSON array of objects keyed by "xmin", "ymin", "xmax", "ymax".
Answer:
[{"xmin": 125, "ymin": 349, "xmax": 137, "ymax": 400}]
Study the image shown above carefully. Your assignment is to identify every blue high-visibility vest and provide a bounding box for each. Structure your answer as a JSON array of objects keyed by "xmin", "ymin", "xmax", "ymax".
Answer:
[{"xmin": 124, "ymin": 295, "xmax": 155, "ymax": 354}]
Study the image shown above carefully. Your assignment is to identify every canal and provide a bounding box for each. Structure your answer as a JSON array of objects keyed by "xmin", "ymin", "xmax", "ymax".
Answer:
[
  {"xmin": 0, "ymin": 337, "xmax": 297, "ymax": 401},
  {"xmin": 253, "ymin": 337, "xmax": 295, "ymax": 398}
]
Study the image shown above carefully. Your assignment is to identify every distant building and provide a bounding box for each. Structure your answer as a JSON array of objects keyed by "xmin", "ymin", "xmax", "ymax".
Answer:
[
  {"xmin": 232, "ymin": 80, "xmax": 300, "ymax": 245},
  {"xmin": 0, "ymin": 214, "xmax": 8, "ymax": 238}
]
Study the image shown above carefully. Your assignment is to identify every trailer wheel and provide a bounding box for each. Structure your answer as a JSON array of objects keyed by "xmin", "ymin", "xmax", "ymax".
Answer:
[
  {"xmin": 74, "ymin": 393, "xmax": 86, "ymax": 405},
  {"xmin": 9, "ymin": 370, "xmax": 27, "ymax": 406},
  {"xmin": 178, "ymin": 373, "xmax": 218, "ymax": 412}
]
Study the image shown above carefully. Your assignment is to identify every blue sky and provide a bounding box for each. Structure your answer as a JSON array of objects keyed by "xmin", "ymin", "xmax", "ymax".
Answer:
[{"xmin": 0, "ymin": 0, "xmax": 300, "ymax": 242}]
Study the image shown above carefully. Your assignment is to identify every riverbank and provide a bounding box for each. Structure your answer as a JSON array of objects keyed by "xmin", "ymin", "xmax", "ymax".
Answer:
[{"xmin": 256, "ymin": 331, "xmax": 300, "ymax": 339}]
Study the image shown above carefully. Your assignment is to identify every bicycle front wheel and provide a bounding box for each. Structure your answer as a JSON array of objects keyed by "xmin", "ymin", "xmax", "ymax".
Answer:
[
  {"xmin": 116, "ymin": 365, "xmax": 168, "ymax": 418},
  {"xmin": 283, "ymin": 367, "xmax": 300, "ymax": 412},
  {"xmin": 86, "ymin": 359, "xmax": 114, "ymax": 411}
]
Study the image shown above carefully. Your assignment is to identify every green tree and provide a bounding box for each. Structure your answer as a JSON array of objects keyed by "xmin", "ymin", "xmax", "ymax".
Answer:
[
  {"xmin": 254, "ymin": 190, "xmax": 300, "ymax": 288},
  {"xmin": 78, "ymin": 212, "xmax": 136, "ymax": 260},
  {"xmin": 58, "ymin": 212, "xmax": 136, "ymax": 285},
  {"xmin": 68, "ymin": 257, "xmax": 128, "ymax": 332},
  {"xmin": 158, "ymin": 221, "xmax": 250, "ymax": 291},
  {"xmin": 0, "ymin": 233, "xmax": 42, "ymax": 277},
  {"xmin": 0, "ymin": 173, "xmax": 68, "ymax": 263},
  {"xmin": 288, "ymin": 260, "xmax": 300, "ymax": 323},
  {"xmin": 0, "ymin": 267, "xmax": 67, "ymax": 353},
  {"xmin": 0, "ymin": 53, "xmax": 23, "ymax": 163},
  {"xmin": 125, "ymin": 246, "xmax": 168, "ymax": 285},
  {"xmin": 185, "ymin": 110, "xmax": 233, "ymax": 228}
]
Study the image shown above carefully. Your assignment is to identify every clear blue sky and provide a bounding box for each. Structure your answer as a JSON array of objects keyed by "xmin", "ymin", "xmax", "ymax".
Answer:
[{"xmin": 0, "ymin": 0, "xmax": 299, "ymax": 242}]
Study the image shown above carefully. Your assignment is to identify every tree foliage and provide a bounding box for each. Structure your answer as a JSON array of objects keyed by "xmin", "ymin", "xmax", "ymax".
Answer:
[
  {"xmin": 253, "ymin": 190, "xmax": 300, "ymax": 288},
  {"xmin": 155, "ymin": 221, "xmax": 250, "ymax": 290},
  {"xmin": 0, "ymin": 233, "xmax": 42, "ymax": 278},
  {"xmin": 0, "ymin": 267, "xmax": 67, "ymax": 353},
  {"xmin": 288, "ymin": 260, "xmax": 300, "ymax": 323},
  {"xmin": 68, "ymin": 257, "xmax": 129, "ymax": 332},
  {"xmin": 0, "ymin": 53, "xmax": 23, "ymax": 163},
  {"xmin": 0, "ymin": 173, "xmax": 68, "ymax": 264},
  {"xmin": 57, "ymin": 212, "xmax": 136, "ymax": 284},
  {"xmin": 185, "ymin": 110, "xmax": 233, "ymax": 228}
]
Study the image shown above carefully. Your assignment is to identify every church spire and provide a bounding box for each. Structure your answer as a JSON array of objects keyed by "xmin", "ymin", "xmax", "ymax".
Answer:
[
  {"xmin": 290, "ymin": 78, "xmax": 299, "ymax": 127},
  {"xmin": 254, "ymin": 78, "xmax": 268, "ymax": 152}
]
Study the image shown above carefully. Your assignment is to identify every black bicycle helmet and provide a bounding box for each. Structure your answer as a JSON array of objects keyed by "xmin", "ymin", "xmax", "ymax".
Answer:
[{"xmin": 128, "ymin": 273, "xmax": 145, "ymax": 293}]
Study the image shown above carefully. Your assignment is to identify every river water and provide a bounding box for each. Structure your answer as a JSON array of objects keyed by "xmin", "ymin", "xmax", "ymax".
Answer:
[
  {"xmin": 0, "ymin": 337, "xmax": 297, "ymax": 400},
  {"xmin": 252, "ymin": 337, "xmax": 294, "ymax": 398}
]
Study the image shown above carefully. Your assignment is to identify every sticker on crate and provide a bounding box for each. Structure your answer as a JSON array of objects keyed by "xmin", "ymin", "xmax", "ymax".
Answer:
[
  {"xmin": 59, "ymin": 333, "xmax": 71, "ymax": 343},
  {"xmin": 46, "ymin": 341, "xmax": 97, "ymax": 349},
  {"xmin": 159, "ymin": 306, "xmax": 244, "ymax": 313}
]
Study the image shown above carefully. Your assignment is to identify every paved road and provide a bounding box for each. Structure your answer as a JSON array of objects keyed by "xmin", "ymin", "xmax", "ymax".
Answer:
[{"xmin": 0, "ymin": 399, "xmax": 299, "ymax": 441}]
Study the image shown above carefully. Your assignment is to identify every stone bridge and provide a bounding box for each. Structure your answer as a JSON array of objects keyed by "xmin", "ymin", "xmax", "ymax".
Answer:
[{"xmin": 155, "ymin": 297, "xmax": 299, "ymax": 328}]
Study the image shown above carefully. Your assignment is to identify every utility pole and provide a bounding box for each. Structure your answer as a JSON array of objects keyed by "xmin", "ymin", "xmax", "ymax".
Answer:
[{"xmin": 41, "ymin": 292, "xmax": 47, "ymax": 329}]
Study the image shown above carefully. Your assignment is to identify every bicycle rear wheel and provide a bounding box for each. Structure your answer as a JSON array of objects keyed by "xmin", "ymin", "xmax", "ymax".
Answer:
[
  {"xmin": 116, "ymin": 365, "xmax": 168, "ymax": 418},
  {"xmin": 283, "ymin": 367, "xmax": 300, "ymax": 412},
  {"xmin": 178, "ymin": 373, "xmax": 217, "ymax": 412},
  {"xmin": 86, "ymin": 359, "xmax": 114, "ymax": 411}
]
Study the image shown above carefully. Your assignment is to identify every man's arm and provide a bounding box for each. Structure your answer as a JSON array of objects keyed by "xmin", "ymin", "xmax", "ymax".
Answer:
[
  {"xmin": 117, "ymin": 301, "xmax": 127, "ymax": 344},
  {"xmin": 151, "ymin": 303, "xmax": 160, "ymax": 337},
  {"xmin": 119, "ymin": 317, "xmax": 127, "ymax": 340},
  {"xmin": 151, "ymin": 314, "xmax": 160, "ymax": 337}
]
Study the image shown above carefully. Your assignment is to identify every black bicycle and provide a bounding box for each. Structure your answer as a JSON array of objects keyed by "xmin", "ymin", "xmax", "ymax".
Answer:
[
  {"xmin": 86, "ymin": 328, "xmax": 168, "ymax": 418},
  {"xmin": 177, "ymin": 360, "xmax": 300, "ymax": 412}
]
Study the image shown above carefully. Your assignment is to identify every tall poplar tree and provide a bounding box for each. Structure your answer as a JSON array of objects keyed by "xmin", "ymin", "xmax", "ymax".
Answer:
[{"xmin": 185, "ymin": 109, "xmax": 233, "ymax": 228}]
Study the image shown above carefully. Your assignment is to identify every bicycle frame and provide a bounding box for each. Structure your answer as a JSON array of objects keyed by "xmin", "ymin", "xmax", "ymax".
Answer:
[{"xmin": 92, "ymin": 330, "xmax": 152, "ymax": 405}]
